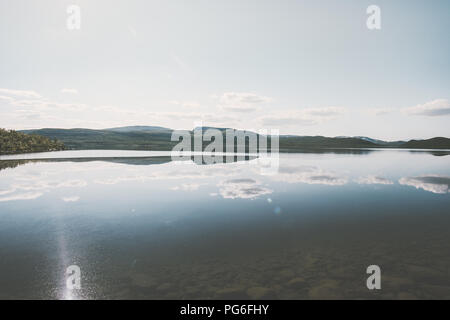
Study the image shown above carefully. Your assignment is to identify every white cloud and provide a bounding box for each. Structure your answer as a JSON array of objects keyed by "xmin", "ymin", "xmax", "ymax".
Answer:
[
  {"xmin": 220, "ymin": 92, "xmax": 272, "ymax": 104},
  {"xmin": 0, "ymin": 88, "xmax": 104, "ymax": 128},
  {"xmin": 61, "ymin": 88, "xmax": 78, "ymax": 94},
  {"xmin": 57, "ymin": 180, "xmax": 87, "ymax": 188},
  {"xmin": 128, "ymin": 25, "xmax": 137, "ymax": 38},
  {"xmin": 355, "ymin": 175, "xmax": 394, "ymax": 185},
  {"xmin": 0, "ymin": 187, "xmax": 16, "ymax": 196},
  {"xmin": 271, "ymin": 165, "xmax": 348, "ymax": 185},
  {"xmin": 0, "ymin": 95, "xmax": 15, "ymax": 103},
  {"xmin": 399, "ymin": 175, "xmax": 450, "ymax": 194},
  {"xmin": 144, "ymin": 110, "xmax": 241, "ymax": 128},
  {"xmin": 1, "ymin": 89, "xmax": 87, "ymax": 111},
  {"xmin": 0, "ymin": 178, "xmax": 87, "ymax": 203},
  {"xmin": 170, "ymin": 183, "xmax": 203, "ymax": 191},
  {"xmin": 364, "ymin": 108, "xmax": 395, "ymax": 116},
  {"xmin": 260, "ymin": 107, "xmax": 346, "ymax": 127},
  {"xmin": 168, "ymin": 100, "xmax": 201, "ymax": 108},
  {"xmin": 261, "ymin": 114, "xmax": 317, "ymax": 126},
  {"xmin": 303, "ymin": 106, "xmax": 346, "ymax": 117},
  {"xmin": 217, "ymin": 178, "xmax": 272, "ymax": 199},
  {"xmin": 404, "ymin": 99, "xmax": 450, "ymax": 116},
  {"xmin": 94, "ymin": 163, "xmax": 242, "ymax": 185},
  {"xmin": 62, "ymin": 196, "xmax": 80, "ymax": 202},
  {"xmin": 0, "ymin": 88, "xmax": 41, "ymax": 99},
  {"xmin": 0, "ymin": 87, "xmax": 346, "ymax": 133},
  {"xmin": 221, "ymin": 105, "xmax": 259, "ymax": 113},
  {"xmin": 216, "ymin": 92, "xmax": 272, "ymax": 113},
  {"xmin": 0, "ymin": 192, "xmax": 43, "ymax": 202}
]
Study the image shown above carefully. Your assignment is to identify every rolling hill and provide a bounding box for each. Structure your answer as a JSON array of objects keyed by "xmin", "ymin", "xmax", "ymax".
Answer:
[
  {"xmin": 16, "ymin": 126, "xmax": 450, "ymax": 152},
  {"xmin": 401, "ymin": 137, "xmax": 450, "ymax": 149}
]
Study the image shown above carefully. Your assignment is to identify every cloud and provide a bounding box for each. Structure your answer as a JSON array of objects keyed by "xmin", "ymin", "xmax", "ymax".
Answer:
[
  {"xmin": 399, "ymin": 175, "xmax": 450, "ymax": 194},
  {"xmin": 0, "ymin": 87, "xmax": 345, "ymax": 132},
  {"xmin": 201, "ymin": 113, "xmax": 240, "ymax": 125},
  {"xmin": 261, "ymin": 115, "xmax": 317, "ymax": 126},
  {"xmin": 128, "ymin": 25, "xmax": 137, "ymax": 38},
  {"xmin": 355, "ymin": 175, "xmax": 394, "ymax": 185},
  {"xmin": 217, "ymin": 178, "xmax": 272, "ymax": 199},
  {"xmin": 216, "ymin": 92, "xmax": 272, "ymax": 113},
  {"xmin": 0, "ymin": 88, "xmax": 41, "ymax": 99},
  {"xmin": 303, "ymin": 106, "xmax": 346, "ymax": 117},
  {"xmin": 3, "ymin": 179, "xmax": 87, "ymax": 192},
  {"xmin": 261, "ymin": 107, "xmax": 346, "ymax": 127},
  {"xmin": 0, "ymin": 189, "xmax": 14, "ymax": 196},
  {"xmin": 61, "ymin": 88, "xmax": 78, "ymax": 94},
  {"xmin": 94, "ymin": 175, "xmax": 148, "ymax": 185},
  {"xmin": 14, "ymin": 110, "xmax": 43, "ymax": 120},
  {"xmin": 0, "ymin": 95, "xmax": 15, "ymax": 104},
  {"xmin": 169, "ymin": 100, "xmax": 201, "ymax": 108},
  {"xmin": 170, "ymin": 183, "xmax": 203, "ymax": 191},
  {"xmin": 220, "ymin": 92, "xmax": 272, "ymax": 104},
  {"xmin": 145, "ymin": 110, "xmax": 241, "ymax": 127},
  {"xmin": 364, "ymin": 108, "xmax": 394, "ymax": 116},
  {"xmin": 62, "ymin": 196, "xmax": 80, "ymax": 202},
  {"xmin": 1, "ymin": 88, "xmax": 87, "ymax": 111},
  {"xmin": 0, "ymin": 192, "xmax": 43, "ymax": 202},
  {"xmin": 0, "ymin": 178, "xmax": 87, "ymax": 202},
  {"xmin": 222, "ymin": 105, "xmax": 260, "ymax": 112},
  {"xmin": 0, "ymin": 88, "xmax": 102, "ymax": 128},
  {"xmin": 271, "ymin": 165, "xmax": 348, "ymax": 185},
  {"xmin": 94, "ymin": 163, "xmax": 242, "ymax": 185},
  {"xmin": 404, "ymin": 99, "xmax": 450, "ymax": 116},
  {"xmin": 57, "ymin": 180, "xmax": 87, "ymax": 188}
]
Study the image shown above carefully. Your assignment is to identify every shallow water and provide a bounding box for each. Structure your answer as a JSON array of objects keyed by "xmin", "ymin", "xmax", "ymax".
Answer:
[{"xmin": 0, "ymin": 150, "xmax": 449, "ymax": 299}]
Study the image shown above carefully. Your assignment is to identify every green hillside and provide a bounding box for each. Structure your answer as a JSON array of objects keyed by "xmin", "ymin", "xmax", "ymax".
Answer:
[
  {"xmin": 0, "ymin": 128, "xmax": 65, "ymax": 155},
  {"xmin": 13, "ymin": 126, "xmax": 450, "ymax": 153},
  {"xmin": 20, "ymin": 128, "xmax": 177, "ymax": 151},
  {"xmin": 278, "ymin": 136, "xmax": 378, "ymax": 151},
  {"xmin": 21, "ymin": 127, "xmax": 380, "ymax": 151},
  {"xmin": 401, "ymin": 137, "xmax": 450, "ymax": 149}
]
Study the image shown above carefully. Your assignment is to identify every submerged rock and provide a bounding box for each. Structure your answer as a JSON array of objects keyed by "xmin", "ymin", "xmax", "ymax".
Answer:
[
  {"xmin": 382, "ymin": 276, "xmax": 414, "ymax": 289},
  {"xmin": 215, "ymin": 287, "xmax": 249, "ymax": 299},
  {"xmin": 397, "ymin": 292, "xmax": 418, "ymax": 300},
  {"xmin": 286, "ymin": 277, "xmax": 306, "ymax": 289},
  {"xmin": 156, "ymin": 282, "xmax": 173, "ymax": 292},
  {"xmin": 246, "ymin": 287, "xmax": 276, "ymax": 300},
  {"xmin": 404, "ymin": 264, "xmax": 446, "ymax": 282},
  {"xmin": 130, "ymin": 273, "xmax": 157, "ymax": 288},
  {"xmin": 308, "ymin": 279, "xmax": 340, "ymax": 299},
  {"xmin": 279, "ymin": 269, "xmax": 295, "ymax": 279},
  {"xmin": 421, "ymin": 284, "xmax": 450, "ymax": 298}
]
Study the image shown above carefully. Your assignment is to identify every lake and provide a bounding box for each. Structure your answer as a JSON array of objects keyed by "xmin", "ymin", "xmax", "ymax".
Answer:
[{"xmin": 0, "ymin": 149, "xmax": 449, "ymax": 299}]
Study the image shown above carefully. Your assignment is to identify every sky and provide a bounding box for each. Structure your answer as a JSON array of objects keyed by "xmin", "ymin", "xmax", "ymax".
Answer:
[{"xmin": 0, "ymin": 0, "xmax": 449, "ymax": 141}]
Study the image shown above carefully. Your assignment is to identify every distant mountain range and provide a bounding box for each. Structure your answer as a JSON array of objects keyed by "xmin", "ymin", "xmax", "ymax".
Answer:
[
  {"xmin": 19, "ymin": 126, "xmax": 450, "ymax": 151},
  {"xmin": 105, "ymin": 125, "xmax": 173, "ymax": 133}
]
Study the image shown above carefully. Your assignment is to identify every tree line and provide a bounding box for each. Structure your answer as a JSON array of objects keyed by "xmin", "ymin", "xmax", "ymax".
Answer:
[{"xmin": 0, "ymin": 128, "xmax": 65, "ymax": 155}]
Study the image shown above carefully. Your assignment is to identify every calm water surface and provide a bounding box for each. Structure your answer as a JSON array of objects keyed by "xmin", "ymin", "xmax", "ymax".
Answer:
[{"xmin": 0, "ymin": 150, "xmax": 449, "ymax": 299}]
